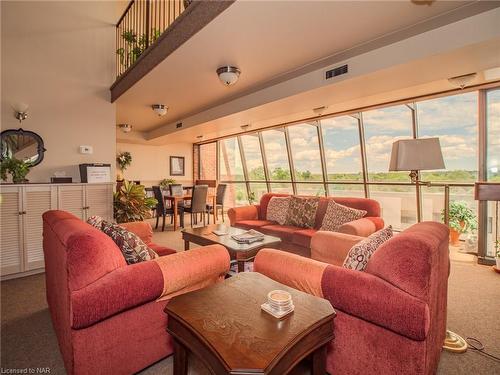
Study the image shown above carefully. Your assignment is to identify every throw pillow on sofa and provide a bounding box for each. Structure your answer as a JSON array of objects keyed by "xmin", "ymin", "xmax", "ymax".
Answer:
[
  {"xmin": 101, "ymin": 220, "xmax": 157, "ymax": 264},
  {"xmin": 285, "ymin": 196, "xmax": 319, "ymax": 228},
  {"xmin": 267, "ymin": 197, "xmax": 291, "ymax": 225},
  {"xmin": 343, "ymin": 226, "xmax": 393, "ymax": 271},
  {"xmin": 87, "ymin": 215, "xmax": 104, "ymax": 229},
  {"xmin": 320, "ymin": 200, "xmax": 367, "ymax": 232}
]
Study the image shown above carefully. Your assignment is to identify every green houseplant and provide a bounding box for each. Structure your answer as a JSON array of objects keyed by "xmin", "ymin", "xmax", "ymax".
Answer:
[
  {"xmin": 116, "ymin": 29, "xmax": 161, "ymax": 71},
  {"xmin": 442, "ymin": 201, "xmax": 477, "ymax": 246},
  {"xmin": 113, "ymin": 180, "xmax": 157, "ymax": 223},
  {"xmin": 117, "ymin": 151, "xmax": 132, "ymax": 171},
  {"xmin": 159, "ymin": 178, "xmax": 176, "ymax": 189},
  {"xmin": 0, "ymin": 157, "xmax": 31, "ymax": 184}
]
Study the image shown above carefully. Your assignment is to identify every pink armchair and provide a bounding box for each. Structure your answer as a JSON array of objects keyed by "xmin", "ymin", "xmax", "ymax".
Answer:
[
  {"xmin": 42, "ymin": 210, "xmax": 230, "ymax": 375},
  {"xmin": 254, "ymin": 222, "xmax": 450, "ymax": 375}
]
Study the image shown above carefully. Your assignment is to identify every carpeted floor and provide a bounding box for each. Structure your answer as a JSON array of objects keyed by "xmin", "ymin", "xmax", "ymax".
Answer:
[{"xmin": 1, "ymin": 217, "xmax": 499, "ymax": 374}]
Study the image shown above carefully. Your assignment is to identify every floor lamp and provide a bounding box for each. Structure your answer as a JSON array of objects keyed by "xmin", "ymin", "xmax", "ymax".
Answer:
[{"xmin": 389, "ymin": 137, "xmax": 468, "ymax": 353}]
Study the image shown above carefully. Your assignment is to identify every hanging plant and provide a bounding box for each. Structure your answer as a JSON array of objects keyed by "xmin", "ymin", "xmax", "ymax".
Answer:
[{"xmin": 117, "ymin": 151, "xmax": 132, "ymax": 171}]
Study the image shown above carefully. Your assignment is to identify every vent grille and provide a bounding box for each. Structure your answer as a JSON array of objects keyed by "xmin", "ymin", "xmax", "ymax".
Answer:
[
  {"xmin": 176, "ymin": 122, "xmax": 183, "ymax": 128},
  {"xmin": 325, "ymin": 64, "xmax": 348, "ymax": 80}
]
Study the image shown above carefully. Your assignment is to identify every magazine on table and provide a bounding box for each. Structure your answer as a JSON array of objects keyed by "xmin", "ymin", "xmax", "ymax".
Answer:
[{"xmin": 231, "ymin": 229, "xmax": 265, "ymax": 244}]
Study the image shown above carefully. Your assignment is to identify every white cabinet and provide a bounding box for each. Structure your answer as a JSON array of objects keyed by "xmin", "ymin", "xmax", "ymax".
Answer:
[{"xmin": 0, "ymin": 183, "xmax": 113, "ymax": 279}]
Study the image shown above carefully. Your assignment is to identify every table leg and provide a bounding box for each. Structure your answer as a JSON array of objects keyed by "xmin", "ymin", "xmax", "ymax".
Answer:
[
  {"xmin": 311, "ymin": 345, "xmax": 327, "ymax": 375},
  {"xmin": 173, "ymin": 199, "xmax": 178, "ymax": 231},
  {"xmin": 184, "ymin": 239, "xmax": 190, "ymax": 251},
  {"xmin": 173, "ymin": 339, "xmax": 188, "ymax": 375},
  {"xmin": 237, "ymin": 260, "xmax": 245, "ymax": 273}
]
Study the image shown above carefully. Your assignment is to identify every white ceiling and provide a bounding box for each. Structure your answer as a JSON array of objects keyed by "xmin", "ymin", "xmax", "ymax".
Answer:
[{"xmin": 115, "ymin": 0, "xmax": 500, "ymax": 144}]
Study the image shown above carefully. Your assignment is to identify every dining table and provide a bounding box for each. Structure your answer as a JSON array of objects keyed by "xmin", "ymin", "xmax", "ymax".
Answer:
[{"xmin": 163, "ymin": 193, "xmax": 216, "ymax": 231}]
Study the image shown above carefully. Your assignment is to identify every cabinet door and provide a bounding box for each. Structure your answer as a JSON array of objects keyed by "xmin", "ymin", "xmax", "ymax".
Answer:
[
  {"xmin": 58, "ymin": 185, "xmax": 85, "ymax": 219},
  {"xmin": 23, "ymin": 186, "xmax": 57, "ymax": 271},
  {"xmin": 0, "ymin": 187, "xmax": 23, "ymax": 276},
  {"xmin": 85, "ymin": 184, "xmax": 113, "ymax": 221}
]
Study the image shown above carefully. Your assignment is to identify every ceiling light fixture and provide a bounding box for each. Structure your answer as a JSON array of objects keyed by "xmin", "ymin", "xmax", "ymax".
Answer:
[
  {"xmin": 152, "ymin": 104, "xmax": 168, "ymax": 116},
  {"xmin": 217, "ymin": 66, "xmax": 241, "ymax": 86},
  {"xmin": 240, "ymin": 124, "xmax": 250, "ymax": 131},
  {"xmin": 117, "ymin": 124, "xmax": 132, "ymax": 133},
  {"xmin": 313, "ymin": 106, "xmax": 327, "ymax": 116},
  {"xmin": 196, "ymin": 135, "xmax": 203, "ymax": 140},
  {"xmin": 448, "ymin": 73, "xmax": 477, "ymax": 89}
]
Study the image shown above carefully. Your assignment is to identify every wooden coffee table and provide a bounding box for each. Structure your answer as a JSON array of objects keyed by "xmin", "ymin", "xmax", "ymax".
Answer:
[
  {"xmin": 166, "ymin": 272, "xmax": 335, "ymax": 375},
  {"xmin": 182, "ymin": 224, "xmax": 281, "ymax": 272}
]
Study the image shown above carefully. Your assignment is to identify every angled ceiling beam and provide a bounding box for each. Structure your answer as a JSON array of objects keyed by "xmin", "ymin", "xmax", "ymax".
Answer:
[{"xmin": 110, "ymin": 0, "xmax": 235, "ymax": 103}]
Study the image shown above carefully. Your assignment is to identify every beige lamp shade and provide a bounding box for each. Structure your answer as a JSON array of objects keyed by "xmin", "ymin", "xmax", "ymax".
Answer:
[{"xmin": 389, "ymin": 138, "xmax": 445, "ymax": 171}]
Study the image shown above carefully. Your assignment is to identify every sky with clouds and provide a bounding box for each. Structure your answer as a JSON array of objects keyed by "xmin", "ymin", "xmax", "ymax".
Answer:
[{"xmin": 218, "ymin": 90, "xmax": 500, "ymax": 180}]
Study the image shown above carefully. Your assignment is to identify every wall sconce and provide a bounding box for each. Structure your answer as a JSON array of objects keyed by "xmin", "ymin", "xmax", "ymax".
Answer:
[{"xmin": 13, "ymin": 103, "xmax": 29, "ymax": 123}]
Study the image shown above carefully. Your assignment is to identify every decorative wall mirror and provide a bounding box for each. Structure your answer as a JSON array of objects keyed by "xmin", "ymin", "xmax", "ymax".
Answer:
[{"xmin": 0, "ymin": 128, "xmax": 46, "ymax": 166}]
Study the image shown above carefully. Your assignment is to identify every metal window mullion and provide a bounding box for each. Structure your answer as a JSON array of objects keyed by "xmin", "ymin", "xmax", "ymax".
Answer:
[
  {"xmin": 356, "ymin": 113, "xmax": 370, "ymax": 198},
  {"xmin": 216, "ymin": 141, "xmax": 220, "ymax": 182},
  {"xmin": 316, "ymin": 120, "xmax": 329, "ymax": 196},
  {"xmin": 237, "ymin": 136, "xmax": 251, "ymax": 201},
  {"xmin": 478, "ymin": 89, "xmax": 489, "ymax": 263},
  {"xmin": 258, "ymin": 132, "xmax": 271, "ymax": 192},
  {"xmin": 284, "ymin": 127, "xmax": 297, "ymax": 194}
]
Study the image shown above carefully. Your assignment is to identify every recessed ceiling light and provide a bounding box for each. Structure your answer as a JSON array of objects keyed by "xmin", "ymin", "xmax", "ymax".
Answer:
[
  {"xmin": 217, "ymin": 66, "xmax": 241, "ymax": 86},
  {"xmin": 152, "ymin": 104, "xmax": 168, "ymax": 116}
]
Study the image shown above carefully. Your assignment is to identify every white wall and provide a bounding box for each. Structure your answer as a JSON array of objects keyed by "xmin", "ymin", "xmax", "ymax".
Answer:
[
  {"xmin": 1, "ymin": 1, "xmax": 117, "ymax": 183},
  {"xmin": 116, "ymin": 142, "xmax": 193, "ymax": 187}
]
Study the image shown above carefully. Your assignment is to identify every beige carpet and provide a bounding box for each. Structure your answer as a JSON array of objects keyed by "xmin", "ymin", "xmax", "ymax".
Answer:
[{"xmin": 1, "ymin": 217, "xmax": 499, "ymax": 374}]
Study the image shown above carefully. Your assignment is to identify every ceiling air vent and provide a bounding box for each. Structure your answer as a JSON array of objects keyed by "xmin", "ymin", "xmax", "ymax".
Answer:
[
  {"xmin": 176, "ymin": 122, "xmax": 183, "ymax": 128},
  {"xmin": 325, "ymin": 64, "xmax": 348, "ymax": 80}
]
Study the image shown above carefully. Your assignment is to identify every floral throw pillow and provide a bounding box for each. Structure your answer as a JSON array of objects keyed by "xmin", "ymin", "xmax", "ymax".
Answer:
[
  {"xmin": 101, "ymin": 220, "xmax": 154, "ymax": 264},
  {"xmin": 267, "ymin": 197, "xmax": 291, "ymax": 225},
  {"xmin": 320, "ymin": 200, "xmax": 367, "ymax": 232},
  {"xmin": 285, "ymin": 196, "xmax": 320, "ymax": 228},
  {"xmin": 87, "ymin": 215, "xmax": 104, "ymax": 230},
  {"xmin": 343, "ymin": 226, "xmax": 393, "ymax": 271}
]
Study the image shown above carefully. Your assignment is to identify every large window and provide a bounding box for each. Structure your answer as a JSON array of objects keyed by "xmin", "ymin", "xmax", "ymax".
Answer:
[
  {"xmin": 240, "ymin": 134, "xmax": 265, "ymax": 180},
  {"xmin": 199, "ymin": 142, "xmax": 216, "ymax": 180},
  {"xmin": 321, "ymin": 116, "xmax": 363, "ymax": 181},
  {"xmin": 219, "ymin": 138, "xmax": 244, "ymax": 181},
  {"xmin": 363, "ymin": 105, "xmax": 413, "ymax": 182},
  {"xmin": 487, "ymin": 89, "xmax": 500, "ymax": 257},
  {"xmin": 261, "ymin": 129, "xmax": 291, "ymax": 181},
  {"xmin": 288, "ymin": 123, "xmax": 322, "ymax": 182},
  {"xmin": 418, "ymin": 92, "xmax": 478, "ymax": 182}
]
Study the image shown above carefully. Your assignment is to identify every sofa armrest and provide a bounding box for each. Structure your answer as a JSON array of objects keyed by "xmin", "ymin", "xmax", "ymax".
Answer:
[
  {"xmin": 322, "ymin": 265, "xmax": 430, "ymax": 341},
  {"xmin": 227, "ymin": 205, "xmax": 260, "ymax": 225},
  {"xmin": 71, "ymin": 260, "xmax": 163, "ymax": 329},
  {"xmin": 337, "ymin": 217, "xmax": 377, "ymax": 237},
  {"xmin": 120, "ymin": 221, "xmax": 153, "ymax": 244},
  {"xmin": 154, "ymin": 245, "xmax": 230, "ymax": 300},
  {"xmin": 254, "ymin": 249, "xmax": 327, "ymax": 297},
  {"xmin": 311, "ymin": 231, "xmax": 363, "ymax": 266}
]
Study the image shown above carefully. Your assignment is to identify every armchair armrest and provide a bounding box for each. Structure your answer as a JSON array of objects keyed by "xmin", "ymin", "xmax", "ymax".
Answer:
[
  {"xmin": 322, "ymin": 265, "xmax": 430, "ymax": 341},
  {"xmin": 71, "ymin": 260, "xmax": 163, "ymax": 329},
  {"xmin": 120, "ymin": 221, "xmax": 153, "ymax": 244},
  {"xmin": 337, "ymin": 217, "xmax": 377, "ymax": 237},
  {"xmin": 154, "ymin": 245, "xmax": 230, "ymax": 300},
  {"xmin": 254, "ymin": 249, "xmax": 327, "ymax": 297},
  {"xmin": 227, "ymin": 205, "xmax": 260, "ymax": 225},
  {"xmin": 311, "ymin": 231, "xmax": 363, "ymax": 266}
]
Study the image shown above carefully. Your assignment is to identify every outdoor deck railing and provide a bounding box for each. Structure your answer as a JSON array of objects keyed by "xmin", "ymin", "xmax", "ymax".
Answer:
[{"xmin": 116, "ymin": 0, "xmax": 187, "ymax": 78}]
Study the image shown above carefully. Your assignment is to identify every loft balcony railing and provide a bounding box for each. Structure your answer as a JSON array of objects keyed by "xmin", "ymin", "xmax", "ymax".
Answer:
[{"xmin": 116, "ymin": 0, "xmax": 189, "ymax": 78}]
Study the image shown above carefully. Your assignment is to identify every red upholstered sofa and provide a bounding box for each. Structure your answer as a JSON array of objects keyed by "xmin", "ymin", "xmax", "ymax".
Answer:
[
  {"xmin": 228, "ymin": 193, "xmax": 384, "ymax": 257},
  {"xmin": 254, "ymin": 222, "xmax": 450, "ymax": 375},
  {"xmin": 42, "ymin": 210, "xmax": 229, "ymax": 375}
]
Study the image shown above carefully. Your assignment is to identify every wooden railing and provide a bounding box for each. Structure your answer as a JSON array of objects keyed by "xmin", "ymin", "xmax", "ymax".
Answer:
[{"xmin": 116, "ymin": 0, "xmax": 187, "ymax": 78}]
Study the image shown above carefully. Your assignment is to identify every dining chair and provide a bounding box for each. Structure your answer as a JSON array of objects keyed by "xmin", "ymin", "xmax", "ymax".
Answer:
[
  {"xmin": 207, "ymin": 183, "xmax": 227, "ymax": 222},
  {"xmin": 181, "ymin": 184, "xmax": 209, "ymax": 227},
  {"xmin": 152, "ymin": 186, "xmax": 183, "ymax": 231},
  {"xmin": 169, "ymin": 184, "xmax": 186, "ymax": 208}
]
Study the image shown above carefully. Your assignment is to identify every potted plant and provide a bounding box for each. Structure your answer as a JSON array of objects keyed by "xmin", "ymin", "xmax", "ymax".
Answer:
[
  {"xmin": 0, "ymin": 157, "xmax": 31, "ymax": 184},
  {"xmin": 159, "ymin": 178, "xmax": 176, "ymax": 189},
  {"xmin": 113, "ymin": 180, "xmax": 157, "ymax": 223},
  {"xmin": 442, "ymin": 201, "xmax": 478, "ymax": 246},
  {"xmin": 248, "ymin": 191, "xmax": 256, "ymax": 205}
]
